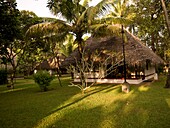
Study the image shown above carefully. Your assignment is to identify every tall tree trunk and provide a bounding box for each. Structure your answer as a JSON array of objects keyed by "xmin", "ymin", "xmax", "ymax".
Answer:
[
  {"xmin": 56, "ymin": 55, "xmax": 61, "ymax": 77},
  {"xmin": 161, "ymin": 0, "xmax": 170, "ymax": 36},
  {"xmin": 151, "ymin": 33, "xmax": 156, "ymax": 52},
  {"xmin": 161, "ymin": 0, "xmax": 170, "ymax": 88},
  {"xmin": 55, "ymin": 55, "xmax": 62, "ymax": 87},
  {"xmin": 56, "ymin": 68, "xmax": 62, "ymax": 87},
  {"xmin": 10, "ymin": 68, "xmax": 16, "ymax": 89},
  {"xmin": 77, "ymin": 38, "xmax": 87, "ymax": 91}
]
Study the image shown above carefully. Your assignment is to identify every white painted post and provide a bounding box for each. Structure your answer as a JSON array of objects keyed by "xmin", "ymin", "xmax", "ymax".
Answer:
[
  {"xmin": 122, "ymin": 82, "xmax": 130, "ymax": 93},
  {"xmin": 154, "ymin": 73, "xmax": 158, "ymax": 80},
  {"xmin": 34, "ymin": 70, "xmax": 37, "ymax": 74}
]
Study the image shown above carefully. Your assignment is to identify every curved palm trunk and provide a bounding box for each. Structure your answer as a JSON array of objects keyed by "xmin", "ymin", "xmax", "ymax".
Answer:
[
  {"xmin": 161, "ymin": 0, "xmax": 170, "ymax": 88},
  {"xmin": 161, "ymin": 0, "xmax": 170, "ymax": 36}
]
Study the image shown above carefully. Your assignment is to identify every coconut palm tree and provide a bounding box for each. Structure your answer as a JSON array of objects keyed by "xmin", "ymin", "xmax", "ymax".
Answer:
[
  {"xmin": 91, "ymin": 0, "xmax": 135, "ymax": 36},
  {"xmin": 26, "ymin": 0, "xmax": 110, "ymax": 92},
  {"xmin": 26, "ymin": 0, "xmax": 108, "ymax": 51},
  {"xmin": 91, "ymin": 0, "xmax": 135, "ymax": 93},
  {"xmin": 26, "ymin": 0, "xmax": 136, "ymax": 93}
]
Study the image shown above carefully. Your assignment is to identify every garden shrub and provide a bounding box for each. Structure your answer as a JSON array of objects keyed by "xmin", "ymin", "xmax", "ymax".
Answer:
[
  {"xmin": 0, "ymin": 69, "xmax": 8, "ymax": 85},
  {"xmin": 156, "ymin": 64, "xmax": 164, "ymax": 74},
  {"xmin": 33, "ymin": 70, "xmax": 54, "ymax": 91}
]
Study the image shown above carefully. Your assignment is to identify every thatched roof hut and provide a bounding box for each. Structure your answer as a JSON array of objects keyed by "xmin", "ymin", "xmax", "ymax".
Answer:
[
  {"xmin": 62, "ymin": 31, "xmax": 164, "ymax": 67},
  {"xmin": 36, "ymin": 55, "xmax": 66, "ymax": 70},
  {"xmin": 36, "ymin": 58, "xmax": 59, "ymax": 70}
]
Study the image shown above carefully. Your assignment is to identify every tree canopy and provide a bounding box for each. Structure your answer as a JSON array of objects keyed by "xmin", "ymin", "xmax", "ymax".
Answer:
[
  {"xmin": 0, "ymin": 0, "xmax": 21, "ymax": 55},
  {"xmin": 0, "ymin": 0, "xmax": 170, "ymax": 81}
]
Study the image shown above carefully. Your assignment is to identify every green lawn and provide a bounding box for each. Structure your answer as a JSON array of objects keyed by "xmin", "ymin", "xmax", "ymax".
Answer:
[{"xmin": 0, "ymin": 75, "xmax": 170, "ymax": 128}]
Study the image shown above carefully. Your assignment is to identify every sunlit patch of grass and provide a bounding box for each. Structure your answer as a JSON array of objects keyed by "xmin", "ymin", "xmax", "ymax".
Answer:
[
  {"xmin": 138, "ymin": 85, "xmax": 150, "ymax": 92},
  {"xmin": 166, "ymin": 98, "xmax": 170, "ymax": 108},
  {"xmin": 0, "ymin": 86, "xmax": 32, "ymax": 94},
  {"xmin": 0, "ymin": 75, "xmax": 170, "ymax": 128}
]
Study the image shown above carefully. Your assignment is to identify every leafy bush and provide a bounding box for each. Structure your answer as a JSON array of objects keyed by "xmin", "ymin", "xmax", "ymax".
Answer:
[
  {"xmin": 156, "ymin": 64, "xmax": 164, "ymax": 74},
  {"xmin": 0, "ymin": 69, "xmax": 8, "ymax": 85},
  {"xmin": 33, "ymin": 70, "xmax": 54, "ymax": 91}
]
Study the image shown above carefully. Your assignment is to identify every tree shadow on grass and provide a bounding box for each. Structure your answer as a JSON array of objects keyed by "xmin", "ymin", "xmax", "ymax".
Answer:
[
  {"xmin": 0, "ymin": 77, "xmax": 121, "ymax": 128},
  {"xmin": 34, "ymin": 77, "xmax": 170, "ymax": 128},
  {"xmin": 50, "ymin": 84, "xmax": 118, "ymax": 113},
  {"xmin": 4, "ymin": 75, "xmax": 169, "ymax": 128},
  {"xmin": 110, "ymin": 80, "xmax": 170, "ymax": 128},
  {"xmin": 33, "ymin": 84, "xmax": 120, "ymax": 128},
  {"xmin": 0, "ymin": 78, "xmax": 82, "ymax": 128},
  {"xmin": 36, "ymin": 106, "xmax": 104, "ymax": 128}
]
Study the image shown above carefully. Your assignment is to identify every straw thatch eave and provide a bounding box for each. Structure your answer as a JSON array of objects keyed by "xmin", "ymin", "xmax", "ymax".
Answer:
[
  {"xmin": 36, "ymin": 58, "xmax": 59, "ymax": 70},
  {"xmin": 36, "ymin": 55, "xmax": 66, "ymax": 70},
  {"xmin": 62, "ymin": 31, "xmax": 164, "ymax": 67}
]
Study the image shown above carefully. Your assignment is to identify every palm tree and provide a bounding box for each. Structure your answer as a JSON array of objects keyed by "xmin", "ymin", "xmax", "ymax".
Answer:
[
  {"xmin": 26, "ymin": 0, "xmax": 109, "ymax": 92},
  {"xmin": 93, "ymin": 0, "xmax": 135, "ymax": 93},
  {"xmin": 26, "ymin": 0, "xmax": 136, "ymax": 93},
  {"xmin": 27, "ymin": 0, "xmax": 108, "ymax": 50},
  {"xmin": 59, "ymin": 34, "xmax": 77, "ymax": 57},
  {"xmin": 92, "ymin": 0, "xmax": 135, "ymax": 36}
]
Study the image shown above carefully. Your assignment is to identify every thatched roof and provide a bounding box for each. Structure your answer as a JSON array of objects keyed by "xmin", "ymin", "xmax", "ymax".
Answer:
[
  {"xmin": 62, "ymin": 31, "xmax": 164, "ymax": 67},
  {"xmin": 36, "ymin": 55, "xmax": 65, "ymax": 70},
  {"xmin": 36, "ymin": 58, "xmax": 59, "ymax": 70}
]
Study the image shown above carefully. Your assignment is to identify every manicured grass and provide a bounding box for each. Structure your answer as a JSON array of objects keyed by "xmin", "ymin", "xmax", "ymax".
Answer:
[{"xmin": 0, "ymin": 75, "xmax": 170, "ymax": 128}]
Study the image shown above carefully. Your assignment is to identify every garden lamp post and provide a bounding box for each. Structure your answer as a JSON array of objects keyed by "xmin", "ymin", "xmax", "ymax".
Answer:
[
  {"xmin": 121, "ymin": 25, "xmax": 127, "ymax": 82},
  {"xmin": 121, "ymin": 24, "xmax": 130, "ymax": 93}
]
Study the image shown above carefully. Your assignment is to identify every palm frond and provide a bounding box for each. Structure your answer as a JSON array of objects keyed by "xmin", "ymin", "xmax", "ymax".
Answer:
[
  {"xmin": 90, "ymin": 23, "xmax": 121, "ymax": 37},
  {"xmin": 40, "ymin": 17, "xmax": 57, "ymax": 22},
  {"xmin": 47, "ymin": 0, "xmax": 85, "ymax": 23},
  {"xmin": 102, "ymin": 16, "xmax": 133, "ymax": 25},
  {"xmin": 76, "ymin": 6, "xmax": 97, "ymax": 27},
  {"xmin": 87, "ymin": 6, "xmax": 101, "ymax": 24},
  {"xmin": 111, "ymin": 2, "xmax": 120, "ymax": 16},
  {"xmin": 44, "ymin": 32, "xmax": 69, "ymax": 44},
  {"xmin": 26, "ymin": 19, "xmax": 71, "ymax": 39},
  {"xmin": 93, "ymin": 0, "xmax": 111, "ymax": 16},
  {"xmin": 109, "ymin": 0, "xmax": 131, "ymax": 17},
  {"xmin": 76, "ymin": 7, "xmax": 88, "ymax": 26},
  {"xmin": 59, "ymin": 34, "xmax": 77, "ymax": 57},
  {"xmin": 106, "ymin": 24, "xmax": 121, "ymax": 36},
  {"xmin": 47, "ymin": 0, "xmax": 76, "ymax": 21}
]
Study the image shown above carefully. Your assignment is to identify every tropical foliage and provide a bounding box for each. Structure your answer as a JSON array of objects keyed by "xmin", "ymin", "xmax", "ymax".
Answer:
[
  {"xmin": 0, "ymin": 0, "xmax": 170, "ymax": 89},
  {"xmin": 25, "ymin": 0, "xmax": 111, "ymax": 91}
]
